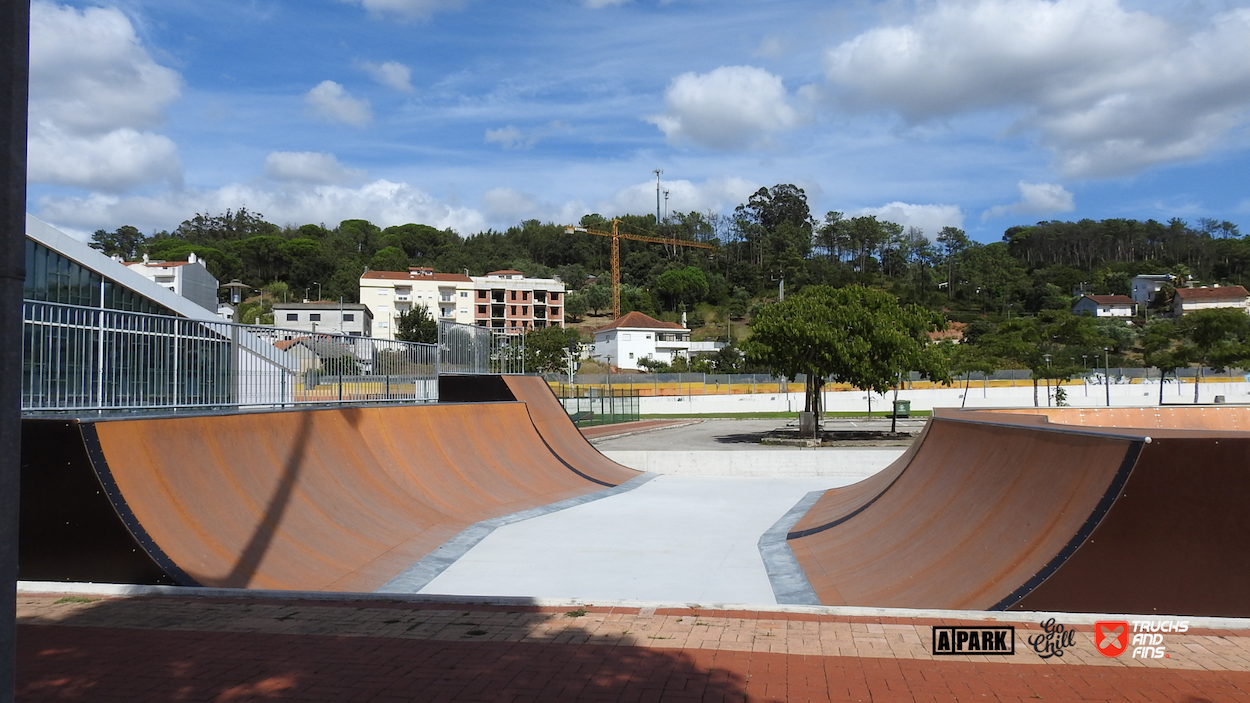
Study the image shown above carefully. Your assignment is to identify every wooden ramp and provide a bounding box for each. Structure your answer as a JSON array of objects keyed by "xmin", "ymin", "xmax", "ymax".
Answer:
[
  {"xmin": 20, "ymin": 399, "xmax": 640, "ymax": 592},
  {"xmin": 787, "ymin": 408, "xmax": 1250, "ymax": 617}
]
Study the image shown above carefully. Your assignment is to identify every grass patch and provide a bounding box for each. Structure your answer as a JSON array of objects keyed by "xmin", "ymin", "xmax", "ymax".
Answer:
[
  {"xmin": 565, "ymin": 608, "xmax": 588, "ymax": 618},
  {"xmin": 52, "ymin": 596, "xmax": 98, "ymax": 605}
]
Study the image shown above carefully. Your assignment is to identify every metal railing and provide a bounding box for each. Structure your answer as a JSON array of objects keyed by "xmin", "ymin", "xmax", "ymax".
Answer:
[
  {"xmin": 550, "ymin": 384, "xmax": 640, "ymax": 426},
  {"xmin": 22, "ymin": 300, "xmax": 438, "ymax": 414},
  {"xmin": 438, "ymin": 320, "xmax": 526, "ymax": 375}
]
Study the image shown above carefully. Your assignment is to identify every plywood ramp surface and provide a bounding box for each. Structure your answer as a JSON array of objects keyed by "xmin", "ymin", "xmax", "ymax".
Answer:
[
  {"xmin": 86, "ymin": 403, "xmax": 618, "ymax": 592},
  {"xmin": 501, "ymin": 375, "xmax": 641, "ymax": 486},
  {"xmin": 985, "ymin": 405, "xmax": 1250, "ymax": 431},
  {"xmin": 788, "ymin": 411, "xmax": 1250, "ymax": 616}
]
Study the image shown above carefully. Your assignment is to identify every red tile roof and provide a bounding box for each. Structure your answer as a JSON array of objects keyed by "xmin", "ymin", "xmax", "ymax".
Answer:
[
  {"xmin": 1175, "ymin": 286, "xmax": 1249, "ymax": 300},
  {"xmin": 487, "ymin": 269, "xmax": 523, "ymax": 275},
  {"xmin": 1082, "ymin": 295, "xmax": 1137, "ymax": 306},
  {"xmin": 362, "ymin": 270, "xmax": 471, "ymax": 283},
  {"xmin": 595, "ymin": 311, "xmax": 687, "ymax": 332}
]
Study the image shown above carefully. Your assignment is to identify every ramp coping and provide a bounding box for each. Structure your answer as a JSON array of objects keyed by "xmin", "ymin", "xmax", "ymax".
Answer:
[
  {"xmin": 758, "ymin": 490, "xmax": 823, "ymax": 606},
  {"xmin": 375, "ymin": 472, "xmax": 659, "ymax": 594},
  {"xmin": 19, "ymin": 580, "xmax": 1250, "ymax": 629}
]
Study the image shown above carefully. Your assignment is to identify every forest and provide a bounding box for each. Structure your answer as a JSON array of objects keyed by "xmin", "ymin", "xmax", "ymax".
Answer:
[{"xmin": 87, "ymin": 184, "xmax": 1250, "ymax": 378}]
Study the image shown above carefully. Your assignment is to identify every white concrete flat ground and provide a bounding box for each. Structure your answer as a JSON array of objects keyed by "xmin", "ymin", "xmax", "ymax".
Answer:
[{"xmin": 418, "ymin": 475, "xmax": 858, "ymax": 604}]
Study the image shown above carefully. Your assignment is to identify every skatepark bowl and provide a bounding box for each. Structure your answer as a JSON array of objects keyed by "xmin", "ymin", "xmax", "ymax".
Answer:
[{"xmin": 17, "ymin": 376, "xmax": 1250, "ymax": 618}]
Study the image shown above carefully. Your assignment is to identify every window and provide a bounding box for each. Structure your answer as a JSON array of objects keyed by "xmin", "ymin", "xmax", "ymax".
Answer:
[
  {"xmin": 646, "ymin": 334, "xmax": 652, "ymax": 339},
  {"xmin": 477, "ymin": 290, "xmax": 487, "ymax": 300},
  {"xmin": 460, "ymin": 291, "xmax": 468, "ymax": 298},
  {"xmin": 550, "ymin": 292, "xmax": 560, "ymax": 301},
  {"xmin": 310, "ymin": 313, "xmax": 321, "ymax": 321},
  {"xmin": 629, "ymin": 352, "xmax": 634, "ymax": 359},
  {"xmin": 523, "ymin": 291, "xmax": 529, "ymax": 300},
  {"xmin": 510, "ymin": 305, "xmax": 517, "ymax": 315},
  {"xmin": 522, "ymin": 306, "xmax": 528, "ymax": 315},
  {"xmin": 477, "ymin": 305, "xmax": 486, "ymax": 314},
  {"xmin": 286, "ymin": 313, "xmax": 298, "ymax": 321},
  {"xmin": 511, "ymin": 290, "xmax": 517, "ymax": 301},
  {"xmin": 623, "ymin": 333, "xmax": 631, "ymax": 341},
  {"xmin": 344, "ymin": 314, "xmax": 354, "ymax": 321}
]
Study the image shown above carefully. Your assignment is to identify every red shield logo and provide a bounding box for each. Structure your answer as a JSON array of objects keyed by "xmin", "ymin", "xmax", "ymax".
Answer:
[{"xmin": 1095, "ymin": 621, "xmax": 1129, "ymax": 657}]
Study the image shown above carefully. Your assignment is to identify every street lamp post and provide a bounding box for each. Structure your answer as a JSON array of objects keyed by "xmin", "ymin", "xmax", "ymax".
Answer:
[
  {"xmin": 1104, "ymin": 347, "xmax": 1111, "ymax": 407},
  {"xmin": 1044, "ymin": 354, "xmax": 1052, "ymax": 407}
]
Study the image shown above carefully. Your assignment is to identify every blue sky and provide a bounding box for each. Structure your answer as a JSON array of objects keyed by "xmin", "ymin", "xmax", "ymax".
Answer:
[{"xmin": 25, "ymin": 0, "xmax": 1250, "ymax": 243}]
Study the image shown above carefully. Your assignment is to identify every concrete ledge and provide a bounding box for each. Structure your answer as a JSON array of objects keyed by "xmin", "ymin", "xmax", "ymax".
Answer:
[
  {"xmin": 19, "ymin": 581, "xmax": 1250, "ymax": 629},
  {"xmin": 602, "ymin": 449, "xmax": 906, "ymax": 477}
]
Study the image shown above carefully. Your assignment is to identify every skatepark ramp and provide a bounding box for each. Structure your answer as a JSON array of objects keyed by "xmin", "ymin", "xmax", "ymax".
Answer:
[
  {"xmin": 20, "ymin": 390, "xmax": 640, "ymax": 591},
  {"xmin": 786, "ymin": 407, "xmax": 1250, "ymax": 617}
]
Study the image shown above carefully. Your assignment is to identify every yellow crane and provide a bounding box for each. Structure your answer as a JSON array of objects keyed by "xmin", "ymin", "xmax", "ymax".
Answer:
[{"xmin": 565, "ymin": 219, "xmax": 716, "ymax": 320}]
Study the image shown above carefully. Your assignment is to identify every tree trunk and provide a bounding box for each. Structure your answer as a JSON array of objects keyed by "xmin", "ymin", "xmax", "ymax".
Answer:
[
  {"xmin": 1159, "ymin": 370, "xmax": 1165, "ymax": 406},
  {"xmin": 1194, "ymin": 365, "xmax": 1201, "ymax": 404},
  {"xmin": 961, "ymin": 373, "xmax": 970, "ymax": 409},
  {"xmin": 1033, "ymin": 377, "xmax": 1039, "ymax": 407}
]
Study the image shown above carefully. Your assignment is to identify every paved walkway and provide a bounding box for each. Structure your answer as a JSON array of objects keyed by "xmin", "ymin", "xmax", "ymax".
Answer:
[
  {"xmin": 417, "ymin": 475, "xmax": 851, "ymax": 604},
  {"xmin": 17, "ymin": 590, "xmax": 1250, "ymax": 702}
]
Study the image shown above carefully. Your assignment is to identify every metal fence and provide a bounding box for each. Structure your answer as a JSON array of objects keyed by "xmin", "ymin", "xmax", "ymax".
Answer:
[
  {"xmin": 22, "ymin": 300, "xmax": 438, "ymax": 414},
  {"xmin": 549, "ymin": 384, "xmax": 640, "ymax": 426},
  {"xmin": 438, "ymin": 320, "xmax": 527, "ymax": 375}
]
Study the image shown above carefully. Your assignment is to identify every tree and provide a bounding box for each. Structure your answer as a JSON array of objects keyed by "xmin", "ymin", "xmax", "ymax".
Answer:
[
  {"xmin": 655, "ymin": 266, "xmax": 709, "ymax": 311},
  {"xmin": 90, "ymin": 225, "xmax": 147, "ymax": 259},
  {"xmin": 1175, "ymin": 308, "xmax": 1250, "ymax": 403},
  {"xmin": 395, "ymin": 304, "xmax": 438, "ymax": 344},
  {"xmin": 584, "ymin": 284, "xmax": 611, "ymax": 316},
  {"xmin": 523, "ymin": 325, "xmax": 582, "ymax": 373},
  {"xmin": 937, "ymin": 226, "xmax": 970, "ymax": 299},
  {"xmin": 1142, "ymin": 320, "xmax": 1183, "ymax": 405},
  {"xmin": 563, "ymin": 290, "xmax": 588, "ymax": 321},
  {"xmin": 741, "ymin": 285, "xmax": 948, "ymax": 434}
]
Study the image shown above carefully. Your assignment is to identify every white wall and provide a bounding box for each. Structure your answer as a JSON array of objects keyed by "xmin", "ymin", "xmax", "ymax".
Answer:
[{"xmin": 640, "ymin": 379, "xmax": 1250, "ymax": 414}]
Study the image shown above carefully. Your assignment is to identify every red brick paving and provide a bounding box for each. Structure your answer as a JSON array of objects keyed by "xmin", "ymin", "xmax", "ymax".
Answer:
[{"xmin": 15, "ymin": 593, "xmax": 1250, "ymax": 702}]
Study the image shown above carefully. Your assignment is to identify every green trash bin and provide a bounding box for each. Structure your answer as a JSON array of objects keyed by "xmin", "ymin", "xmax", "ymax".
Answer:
[{"xmin": 893, "ymin": 399, "xmax": 911, "ymax": 418}]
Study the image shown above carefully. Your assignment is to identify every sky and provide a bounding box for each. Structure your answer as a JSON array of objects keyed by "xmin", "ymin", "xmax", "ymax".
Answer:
[{"xmin": 24, "ymin": 0, "xmax": 1250, "ymax": 244}]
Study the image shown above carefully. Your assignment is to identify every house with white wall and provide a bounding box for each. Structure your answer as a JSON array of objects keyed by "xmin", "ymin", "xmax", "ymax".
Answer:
[
  {"xmin": 1173, "ymin": 286, "xmax": 1250, "ymax": 316},
  {"xmin": 1130, "ymin": 274, "xmax": 1173, "ymax": 306},
  {"xmin": 1073, "ymin": 295, "xmax": 1137, "ymax": 318},
  {"xmin": 590, "ymin": 312, "xmax": 690, "ymax": 370},
  {"xmin": 273, "ymin": 302, "xmax": 373, "ymax": 336},
  {"xmin": 360, "ymin": 267, "xmax": 474, "ymax": 340},
  {"xmin": 122, "ymin": 253, "xmax": 219, "ymax": 312}
]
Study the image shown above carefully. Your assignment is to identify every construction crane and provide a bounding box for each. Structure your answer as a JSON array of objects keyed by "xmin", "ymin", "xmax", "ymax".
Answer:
[{"xmin": 565, "ymin": 218, "xmax": 716, "ymax": 320}]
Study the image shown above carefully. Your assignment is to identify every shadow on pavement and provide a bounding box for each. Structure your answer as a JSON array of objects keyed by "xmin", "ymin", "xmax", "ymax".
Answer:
[{"xmin": 16, "ymin": 598, "xmax": 757, "ymax": 703}]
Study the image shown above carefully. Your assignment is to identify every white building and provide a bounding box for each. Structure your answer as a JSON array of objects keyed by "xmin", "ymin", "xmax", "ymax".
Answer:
[
  {"xmin": 1172, "ymin": 286, "xmax": 1250, "ymax": 316},
  {"xmin": 1130, "ymin": 274, "xmax": 1173, "ymax": 306},
  {"xmin": 360, "ymin": 267, "xmax": 567, "ymax": 340},
  {"xmin": 590, "ymin": 311, "xmax": 690, "ymax": 371},
  {"xmin": 273, "ymin": 302, "xmax": 373, "ymax": 336},
  {"xmin": 360, "ymin": 267, "xmax": 474, "ymax": 340},
  {"xmin": 122, "ymin": 253, "xmax": 219, "ymax": 312},
  {"xmin": 1072, "ymin": 295, "xmax": 1137, "ymax": 318}
]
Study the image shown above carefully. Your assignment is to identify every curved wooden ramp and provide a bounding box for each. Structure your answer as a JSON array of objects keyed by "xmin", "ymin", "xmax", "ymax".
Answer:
[
  {"xmin": 501, "ymin": 375, "xmax": 640, "ymax": 486},
  {"xmin": 24, "ymin": 401, "xmax": 638, "ymax": 592},
  {"xmin": 787, "ymin": 409, "xmax": 1250, "ymax": 617}
]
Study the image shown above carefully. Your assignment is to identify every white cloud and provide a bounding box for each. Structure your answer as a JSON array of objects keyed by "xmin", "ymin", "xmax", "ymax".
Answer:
[
  {"xmin": 29, "ymin": 125, "xmax": 181, "ymax": 192},
  {"xmin": 484, "ymin": 126, "xmax": 537, "ymax": 150},
  {"xmin": 28, "ymin": 1, "xmax": 183, "ymax": 191},
  {"xmin": 36, "ymin": 179, "xmax": 487, "ymax": 237},
  {"xmin": 854, "ymin": 203, "xmax": 964, "ymax": 238},
  {"xmin": 360, "ymin": 60, "xmax": 415, "ymax": 92},
  {"xmin": 264, "ymin": 152, "xmax": 364, "ymax": 185},
  {"xmin": 343, "ymin": 0, "xmax": 469, "ymax": 21},
  {"xmin": 305, "ymin": 81, "xmax": 373, "ymax": 127},
  {"xmin": 982, "ymin": 181, "xmax": 1076, "ymax": 221},
  {"xmin": 481, "ymin": 188, "xmax": 545, "ymax": 223},
  {"xmin": 647, "ymin": 66, "xmax": 799, "ymax": 150},
  {"xmin": 600, "ymin": 177, "xmax": 760, "ymax": 218},
  {"xmin": 824, "ymin": 0, "xmax": 1250, "ymax": 177}
]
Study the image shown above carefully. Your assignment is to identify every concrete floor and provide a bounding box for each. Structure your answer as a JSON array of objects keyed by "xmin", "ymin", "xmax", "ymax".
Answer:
[
  {"xmin": 591, "ymin": 417, "xmax": 928, "ymax": 451},
  {"xmin": 416, "ymin": 418, "xmax": 908, "ymax": 605},
  {"xmin": 418, "ymin": 474, "xmax": 857, "ymax": 604}
]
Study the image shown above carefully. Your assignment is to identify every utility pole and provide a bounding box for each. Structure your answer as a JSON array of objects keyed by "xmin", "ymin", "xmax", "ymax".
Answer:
[
  {"xmin": 653, "ymin": 169, "xmax": 663, "ymax": 226},
  {"xmin": 663, "ymin": 190, "xmax": 669, "ymax": 223},
  {"xmin": 0, "ymin": 1, "xmax": 28, "ymax": 700}
]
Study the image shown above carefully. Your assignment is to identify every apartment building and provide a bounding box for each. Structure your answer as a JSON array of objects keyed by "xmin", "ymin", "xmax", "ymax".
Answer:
[
  {"xmin": 469, "ymin": 270, "xmax": 565, "ymax": 334},
  {"xmin": 359, "ymin": 268, "xmax": 474, "ymax": 340},
  {"xmin": 360, "ymin": 267, "xmax": 566, "ymax": 339}
]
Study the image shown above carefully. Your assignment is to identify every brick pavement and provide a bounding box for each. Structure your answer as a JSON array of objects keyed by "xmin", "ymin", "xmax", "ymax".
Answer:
[{"xmin": 15, "ymin": 592, "xmax": 1250, "ymax": 702}]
